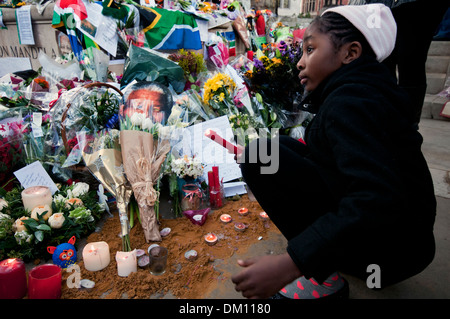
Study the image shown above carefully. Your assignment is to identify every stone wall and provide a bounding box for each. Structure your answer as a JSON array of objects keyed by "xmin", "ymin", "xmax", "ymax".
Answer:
[{"xmin": 0, "ymin": 3, "xmax": 60, "ymax": 70}]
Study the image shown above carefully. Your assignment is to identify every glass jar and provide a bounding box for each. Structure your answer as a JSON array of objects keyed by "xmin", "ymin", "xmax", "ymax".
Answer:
[{"xmin": 181, "ymin": 184, "xmax": 202, "ymax": 211}]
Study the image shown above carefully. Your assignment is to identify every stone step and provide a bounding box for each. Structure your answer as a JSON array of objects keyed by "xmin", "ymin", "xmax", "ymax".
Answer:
[
  {"xmin": 422, "ymin": 94, "xmax": 449, "ymax": 120},
  {"xmin": 426, "ymin": 55, "xmax": 450, "ymax": 74},
  {"xmin": 428, "ymin": 41, "xmax": 450, "ymax": 56},
  {"xmin": 426, "ymin": 73, "xmax": 447, "ymax": 94}
]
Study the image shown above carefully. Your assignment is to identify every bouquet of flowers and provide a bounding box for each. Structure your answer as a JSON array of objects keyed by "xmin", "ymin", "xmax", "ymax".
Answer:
[
  {"xmin": 0, "ymin": 108, "xmax": 58, "ymax": 186},
  {"xmin": 166, "ymin": 154, "xmax": 205, "ymax": 217},
  {"xmin": 0, "ymin": 182, "xmax": 105, "ymax": 262},
  {"xmin": 0, "ymin": 121, "xmax": 25, "ymax": 186},
  {"xmin": 202, "ymin": 72, "xmax": 238, "ymax": 117},
  {"xmin": 47, "ymin": 84, "xmax": 122, "ymax": 171},
  {"xmin": 80, "ymin": 129, "xmax": 133, "ymax": 251},
  {"xmin": 170, "ymin": 155, "xmax": 204, "ymax": 179},
  {"xmin": 119, "ymin": 81, "xmax": 172, "ymax": 242},
  {"xmin": 168, "ymin": 49, "xmax": 208, "ymax": 91},
  {"xmin": 244, "ymin": 41, "xmax": 303, "ymax": 112}
]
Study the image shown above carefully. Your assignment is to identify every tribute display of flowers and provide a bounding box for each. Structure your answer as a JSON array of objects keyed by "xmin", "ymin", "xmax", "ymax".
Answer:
[{"xmin": 0, "ymin": 0, "xmax": 308, "ymax": 263}]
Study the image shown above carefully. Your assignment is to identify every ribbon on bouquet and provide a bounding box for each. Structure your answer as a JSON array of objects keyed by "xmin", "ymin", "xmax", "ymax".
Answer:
[{"xmin": 133, "ymin": 156, "xmax": 159, "ymax": 207}]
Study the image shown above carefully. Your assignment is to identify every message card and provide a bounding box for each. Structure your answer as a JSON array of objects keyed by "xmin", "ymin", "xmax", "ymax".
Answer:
[{"xmin": 14, "ymin": 161, "xmax": 59, "ymax": 194}]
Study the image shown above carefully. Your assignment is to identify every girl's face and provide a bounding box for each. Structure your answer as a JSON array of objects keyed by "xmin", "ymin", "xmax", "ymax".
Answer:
[{"xmin": 297, "ymin": 26, "xmax": 345, "ymax": 92}]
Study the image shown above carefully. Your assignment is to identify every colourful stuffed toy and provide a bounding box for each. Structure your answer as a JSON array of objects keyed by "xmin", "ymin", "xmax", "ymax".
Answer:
[{"xmin": 47, "ymin": 236, "xmax": 77, "ymax": 268}]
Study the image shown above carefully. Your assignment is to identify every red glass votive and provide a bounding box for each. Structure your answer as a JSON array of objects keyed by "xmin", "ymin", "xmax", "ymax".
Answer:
[
  {"xmin": 0, "ymin": 258, "xmax": 27, "ymax": 299},
  {"xmin": 28, "ymin": 264, "xmax": 62, "ymax": 299}
]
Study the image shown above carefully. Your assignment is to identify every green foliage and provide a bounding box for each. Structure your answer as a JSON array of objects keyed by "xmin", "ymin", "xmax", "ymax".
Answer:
[{"xmin": 0, "ymin": 182, "xmax": 106, "ymax": 262}]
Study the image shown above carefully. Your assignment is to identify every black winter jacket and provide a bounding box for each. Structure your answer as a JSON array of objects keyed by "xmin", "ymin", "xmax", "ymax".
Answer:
[{"xmin": 287, "ymin": 55, "xmax": 436, "ymax": 286}]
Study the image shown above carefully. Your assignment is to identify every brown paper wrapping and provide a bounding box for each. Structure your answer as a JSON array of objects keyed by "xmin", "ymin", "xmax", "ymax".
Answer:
[
  {"xmin": 120, "ymin": 130, "xmax": 170, "ymax": 242},
  {"xmin": 83, "ymin": 148, "xmax": 133, "ymax": 227},
  {"xmin": 232, "ymin": 15, "xmax": 250, "ymax": 49}
]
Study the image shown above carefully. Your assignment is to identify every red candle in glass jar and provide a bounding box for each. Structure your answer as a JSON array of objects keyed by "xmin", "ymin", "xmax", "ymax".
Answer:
[
  {"xmin": 28, "ymin": 264, "xmax": 62, "ymax": 299},
  {"xmin": 0, "ymin": 258, "xmax": 27, "ymax": 299}
]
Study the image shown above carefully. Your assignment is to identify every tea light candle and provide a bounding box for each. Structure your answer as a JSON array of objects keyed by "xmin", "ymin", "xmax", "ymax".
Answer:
[
  {"xmin": 204, "ymin": 233, "xmax": 218, "ymax": 246},
  {"xmin": 259, "ymin": 212, "xmax": 269, "ymax": 221},
  {"xmin": 82, "ymin": 241, "xmax": 111, "ymax": 271},
  {"xmin": 238, "ymin": 207, "xmax": 249, "ymax": 216},
  {"xmin": 0, "ymin": 258, "xmax": 27, "ymax": 299},
  {"xmin": 220, "ymin": 214, "xmax": 232, "ymax": 224},
  {"xmin": 21, "ymin": 186, "xmax": 52, "ymax": 212},
  {"xmin": 234, "ymin": 222, "xmax": 247, "ymax": 232},
  {"xmin": 116, "ymin": 250, "xmax": 137, "ymax": 277}
]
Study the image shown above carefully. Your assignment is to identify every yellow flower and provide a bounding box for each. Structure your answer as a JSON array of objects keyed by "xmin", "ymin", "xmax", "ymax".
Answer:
[
  {"xmin": 203, "ymin": 73, "xmax": 236, "ymax": 105},
  {"xmin": 271, "ymin": 58, "xmax": 282, "ymax": 64}
]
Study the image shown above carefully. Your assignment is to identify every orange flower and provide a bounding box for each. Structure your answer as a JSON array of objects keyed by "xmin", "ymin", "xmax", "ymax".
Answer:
[{"xmin": 33, "ymin": 78, "xmax": 49, "ymax": 89}]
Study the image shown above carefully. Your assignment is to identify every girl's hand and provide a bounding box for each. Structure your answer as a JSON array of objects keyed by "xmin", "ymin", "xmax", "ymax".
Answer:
[{"xmin": 231, "ymin": 253, "xmax": 302, "ymax": 299}]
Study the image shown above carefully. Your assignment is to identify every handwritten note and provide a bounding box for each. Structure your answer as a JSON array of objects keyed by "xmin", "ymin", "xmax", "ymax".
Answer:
[
  {"xmin": 13, "ymin": 161, "xmax": 58, "ymax": 194},
  {"xmin": 182, "ymin": 116, "xmax": 242, "ymax": 184}
]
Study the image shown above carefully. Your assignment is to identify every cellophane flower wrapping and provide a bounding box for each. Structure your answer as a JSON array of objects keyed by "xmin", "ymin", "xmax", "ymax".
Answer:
[
  {"xmin": 47, "ymin": 85, "xmax": 121, "ymax": 171},
  {"xmin": 119, "ymin": 81, "xmax": 173, "ymax": 242},
  {"xmin": 80, "ymin": 128, "xmax": 133, "ymax": 251}
]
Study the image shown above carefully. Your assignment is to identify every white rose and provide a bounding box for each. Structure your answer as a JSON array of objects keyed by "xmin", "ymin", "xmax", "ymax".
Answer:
[
  {"xmin": 48, "ymin": 213, "xmax": 65, "ymax": 229},
  {"xmin": 69, "ymin": 182, "xmax": 89, "ymax": 198},
  {"xmin": 31, "ymin": 205, "xmax": 52, "ymax": 221},
  {"xmin": 65, "ymin": 197, "xmax": 84, "ymax": 208},
  {"xmin": 0, "ymin": 198, "xmax": 8, "ymax": 211},
  {"xmin": 13, "ymin": 216, "xmax": 30, "ymax": 232}
]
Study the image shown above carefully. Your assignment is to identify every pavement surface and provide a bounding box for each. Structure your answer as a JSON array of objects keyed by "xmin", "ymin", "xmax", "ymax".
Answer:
[{"xmin": 205, "ymin": 118, "xmax": 450, "ymax": 299}]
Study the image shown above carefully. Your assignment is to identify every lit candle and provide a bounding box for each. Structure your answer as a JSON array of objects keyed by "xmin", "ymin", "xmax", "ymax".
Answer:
[
  {"xmin": 116, "ymin": 250, "xmax": 137, "ymax": 277},
  {"xmin": 0, "ymin": 258, "xmax": 27, "ymax": 299},
  {"xmin": 21, "ymin": 186, "xmax": 52, "ymax": 212},
  {"xmin": 82, "ymin": 241, "xmax": 111, "ymax": 271},
  {"xmin": 234, "ymin": 222, "xmax": 247, "ymax": 232},
  {"xmin": 28, "ymin": 264, "xmax": 62, "ymax": 299},
  {"xmin": 259, "ymin": 212, "xmax": 269, "ymax": 221},
  {"xmin": 204, "ymin": 233, "xmax": 218, "ymax": 246},
  {"xmin": 220, "ymin": 214, "xmax": 232, "ymax": 224},
  {"xmin": 238, "ymin": 207, "xmax": 249, "ymax": 216}
]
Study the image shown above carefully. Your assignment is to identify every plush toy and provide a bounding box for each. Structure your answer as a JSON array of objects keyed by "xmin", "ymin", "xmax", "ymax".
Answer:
[{"xmin": 47, "ymin": 236, "xmax": 77, "ymax": 268}]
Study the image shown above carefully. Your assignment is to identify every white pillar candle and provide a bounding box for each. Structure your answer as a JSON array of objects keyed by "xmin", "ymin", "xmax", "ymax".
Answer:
[
  {"xmin": 115, "ymin": 250, "xmax": 137, "ymax": 277},
  {"xmin": 21, "ymin": 186, "xmax": 52, "ymax": 212},
  {"xmin": 82, "ymin": 242, "xmax": 111, "ymax": 271}
]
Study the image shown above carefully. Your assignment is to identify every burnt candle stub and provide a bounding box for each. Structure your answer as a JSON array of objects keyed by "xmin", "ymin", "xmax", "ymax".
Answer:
[
  {"xmin": 184, "ymin": 250, "xmax": 198, "ymax": 261},
  {"xmin": 234, "ymin": 222, "xmax": 246, "ymax": 232}
]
